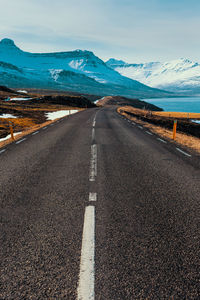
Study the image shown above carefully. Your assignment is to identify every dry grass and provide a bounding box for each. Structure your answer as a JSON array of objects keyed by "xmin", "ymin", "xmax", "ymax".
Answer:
[
  {"xmin": 1, "ymin": 117, "xmax": 35, "ymax": 128},
  {"xmin": 118, "ymin": 107, "xmax": 200, "ymax": 154},
  {"xmin": 0, "ymin": 116, "xmax": 76, "ymax": 149},
  {"xmin": 152, "ymin": 111, "xmax": 200, "ymax": 119},
  {"xmin": 0, "ymin": 102, "xmax": 82, "ymax": 112},
  {"xmin": 118, "ymin": 106, "xmax": 200, "ymax": 120},
  {"xmin": 0, "ymin": 104, "xmax": 83, "ymax": 149}
]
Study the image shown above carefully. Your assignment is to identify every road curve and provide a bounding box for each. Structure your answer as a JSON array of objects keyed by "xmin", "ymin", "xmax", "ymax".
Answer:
[{"xmin": 0, "ymin": 106, "xmax": 199, "ymax": 299}]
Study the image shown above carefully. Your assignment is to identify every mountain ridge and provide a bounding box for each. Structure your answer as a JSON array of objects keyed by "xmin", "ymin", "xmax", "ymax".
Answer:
[
  {"xmin": 0, "ymin": 38, "xmax": 171, "ymax": 98},
  {"xmin": 106, "ymin": 57, "xmax": 200, "ymax": 95}
]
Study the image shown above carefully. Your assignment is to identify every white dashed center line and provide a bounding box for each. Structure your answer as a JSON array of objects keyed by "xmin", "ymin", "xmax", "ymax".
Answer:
[
  {"xmin": 138, "ymin": 126, "xmax": 143, "ymax": 129},
  {"xmin": 176, "ymin": 147, "xmax": 191, "ymax": 157},
  {"xmin": 92, "ymin": 128, "xmax": 95, "ymax": 141},
  {"xmin": 89, "ymin": 193, "xmax": 97, "ymax": 202},
  {"xmin": 16, "ymin": 138, "xmax": 26, "ymax": 144},
  {"xmin": 89, "ymin": 144, "xmax": 97, "ymax": 182},
  {"xmin": 77, "ymin": 205, "xmax": 95, "ymax": 300},
  {"xmin": 42, "ymin": 127, "xmax": 47, "ymax": 130}
]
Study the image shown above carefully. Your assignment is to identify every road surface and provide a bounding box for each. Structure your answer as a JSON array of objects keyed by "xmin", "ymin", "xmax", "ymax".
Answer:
[{"xmin": 0, "ymin": 107, "xmax": 199, "ymax": 299}]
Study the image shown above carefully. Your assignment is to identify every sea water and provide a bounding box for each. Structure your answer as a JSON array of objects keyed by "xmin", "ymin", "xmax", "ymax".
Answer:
[{"xmin": 144, "ymin": 97, "xmax": 200, "ymax": 113}]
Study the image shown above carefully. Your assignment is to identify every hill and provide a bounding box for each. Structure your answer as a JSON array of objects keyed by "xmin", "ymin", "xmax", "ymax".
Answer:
[
  {"xmin": 106, "ymin": 58, "xmax": 200, "ymax": 95},
  {"xmin": 0, "ymin": 38, "xmax": 172, "ymax": 98},
  {"xmin": 97, "ymin": 96, "xmax": 162, "ymax": 111}
]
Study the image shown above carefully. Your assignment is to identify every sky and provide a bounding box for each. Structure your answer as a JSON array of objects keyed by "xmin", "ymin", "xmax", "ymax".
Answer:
[{"xmin": 0, "ymin": 0, "xmax": 200, "ymax": 63}]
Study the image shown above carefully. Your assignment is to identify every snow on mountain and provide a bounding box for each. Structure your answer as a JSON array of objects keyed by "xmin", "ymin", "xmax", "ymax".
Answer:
[
  {"xmin": 0, "ymin": 38, "xmax": 170, "ymax": 98},
  {"xmin": 106, "ymin": 58, "xmax": 200, "ymax": 94}
]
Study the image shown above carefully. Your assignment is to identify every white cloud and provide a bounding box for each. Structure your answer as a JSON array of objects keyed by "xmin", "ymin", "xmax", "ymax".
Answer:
[{"xmin": 0, "ymin": 0, "xmax": 200, "ymax": 63}]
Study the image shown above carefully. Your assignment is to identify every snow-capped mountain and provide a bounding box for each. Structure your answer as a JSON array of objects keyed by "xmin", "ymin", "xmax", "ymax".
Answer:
[
  {"xmin": 0, "ymin": 38, "xmax": 170, "ymax": 98},
  {"xmin": 106, "ymin": 58, "xmax": 200, "ymax": 95}
]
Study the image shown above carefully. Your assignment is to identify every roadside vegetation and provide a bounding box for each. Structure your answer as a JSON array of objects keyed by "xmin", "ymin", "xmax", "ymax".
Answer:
[
  {"xmin": 118, "ymin": 106, "xmax": 200, "ymax": 154},
  {"xmin": 0, "ymin": 86, "xmax": 96, "ymax": 146}
]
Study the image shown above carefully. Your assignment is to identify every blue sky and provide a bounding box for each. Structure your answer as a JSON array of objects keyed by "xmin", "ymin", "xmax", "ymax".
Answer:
[{"xmin": 0, "ymin": 0, "xmax": 200, "ymax": 63}]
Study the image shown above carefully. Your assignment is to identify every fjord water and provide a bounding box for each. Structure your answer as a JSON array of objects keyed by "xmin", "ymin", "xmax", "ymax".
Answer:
[{"xmin": 144, "ymin": 97, "xmax": 200, "ymax": 113}]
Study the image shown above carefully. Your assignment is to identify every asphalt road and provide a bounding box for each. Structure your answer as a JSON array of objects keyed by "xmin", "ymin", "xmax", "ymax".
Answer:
[{"xmin": 0, "ymin": 106, "xmax": 199, "ymax": 299}]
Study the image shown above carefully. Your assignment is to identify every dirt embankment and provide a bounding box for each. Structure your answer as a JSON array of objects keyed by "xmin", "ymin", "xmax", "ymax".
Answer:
[
  {"xmin": 120, "ymin": 106, "xmax": 200, "ymax": 138},
  {"xmin": 118, "ymin": 106, "xmax": 200, "ymax": 154},
  {"xmin": 97, "ymin": 96, "xmax": 162, "ymax": 111}
]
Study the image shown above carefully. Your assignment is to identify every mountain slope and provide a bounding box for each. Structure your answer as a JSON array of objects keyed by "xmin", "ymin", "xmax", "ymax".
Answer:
[
  {"xmin": 106, "ymin": 58, "xmax": 200, "ymax": 95},
  {"xmin": 0, "ymin": 38, "xmax": 171, "ymax": 98}
]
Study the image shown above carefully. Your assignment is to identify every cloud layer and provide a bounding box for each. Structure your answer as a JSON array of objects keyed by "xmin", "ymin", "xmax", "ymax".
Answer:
[{"xmin": 0, "ymin": 0, "xmax": 200, "ymax": 63}]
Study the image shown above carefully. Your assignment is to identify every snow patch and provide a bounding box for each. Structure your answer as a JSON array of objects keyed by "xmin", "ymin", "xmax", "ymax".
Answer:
[
  {"xmin": 46, "ymin": 110, "xmax": 79, "ymax": 120},
  {"xmin": 94, "ymin": 97, "xmax": 105, "ymax": 104},
  {"xmin": 0, "ymin": 114, "xmax": 17, "ymax": 118},
  {"xmin": 10, "ymin": 97, "xmax": 32, "ymax": 101},
  {"xmin": 191, "ymin": 119, "xmax": 200, "ymax": 124},
  {"xmin": 0, "ymin": 131, "xmax": 22, "ymax": 142},
  {"xmin": 17, "ymin": 90, "xmax": 28, "ymax": 93},
  {"xmin": 49, "ymin": 69, "xmax": 62, "ymax": 81},
  {"xmin": 69, "ymin": 59, "xmax": 84, "ymax": 70}
]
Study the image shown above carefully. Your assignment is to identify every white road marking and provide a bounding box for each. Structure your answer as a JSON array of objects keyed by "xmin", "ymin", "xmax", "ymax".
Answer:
[
  {"xmin": 89, "ymin": 144, "xmax": 97, "ymax": 182},
  {"xmin": 93, "ymin": 114, "xmax": 97, "ymax": 127},
  {"xmin": 89, "ymin": 193, "xmax": 97, "ymax": 202},
  {"xmin": 176, "ymin": 147, "xmax": 191, "ymax": 157},
  {"xmin": 32, "ymin": 131, "xmax": 39, "ymax": 135},
  {"xmin": 42, "ymin": 127, "xmax": 47, "ymax": 130},
  {"xmin": 138, "ymin": 126, "xmax": 143, "ymax": 129},
  {"xmin": 50, "ymin": 123, "xmax": 54, "ymax": 126},
  {"xmin": 132, "ymin": 122, "xmax": 135, "ymax": 125},
  {"xmin": 92, "ymin": 128, "xmax": 95, "ymax": 141},
  {"xmin": 77, "ymin": 205, "xmax": 95, "ymax": 300},
  {"xmin": 16, "ymin": 138, "xmax": 26, "ymax": 144},
  {"xmin": 157, "ymin": 138, "xmax": 167, "ymax": 144},
  {"xmin": 0, "ymin": 149, "xmax": 6, "ymax": 154},
  {"xmin": 146, "ymin": 131, "xmax": 153, "ymax": 135}
]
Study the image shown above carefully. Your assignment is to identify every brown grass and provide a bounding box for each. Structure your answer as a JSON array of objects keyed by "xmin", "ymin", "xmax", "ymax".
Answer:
[
  {"xmin": 0, "ymin": 114, "xmax": 79, "ymax": 149},
  {"xmin": 118, "ymin": 106, "xmax": 200, "ymax": 120},
  {"xmin": 118, "ymin": 106, "xmax": 200, "ymax": 154},
  {"xmin": 152, "ymin": 111, "xmax": 200, "ymax": 119},
  {"xmin": 0, "ymin": 103, "xmax": 83, "ymax": 149},
  {"xmin": 0, "ymin": 102, "xmax": 82, "ymax": 112}
]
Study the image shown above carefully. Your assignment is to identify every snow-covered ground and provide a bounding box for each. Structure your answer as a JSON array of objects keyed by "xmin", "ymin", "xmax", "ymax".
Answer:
[
  {"xmin": 0, "ymin": 114, "xmax": 17, "ymax": 118},
  {"xmin": 0, "ymin": 132, "xmax": 22, "ymax": 142},
  {"xmin": 94, "ymin": 97, "xmax": 105, "ymax": 104},
  {"xmin": 17, "ymin": 90, "xmax": 28, "ymax": 93},
  {"xmin": 106, "ymin": 58, "xmax": 200, "ymax": 94},
  {"xmin": 10, "ymin": 97, "xmax": 32, "ymax": 101},
  {"xmin": 46, "ymin": 110, "xmax": 79, "ymax": 120},
  {"xmin": 191, "ymin": 120, "xmax": 200, "ymax": 124}
]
